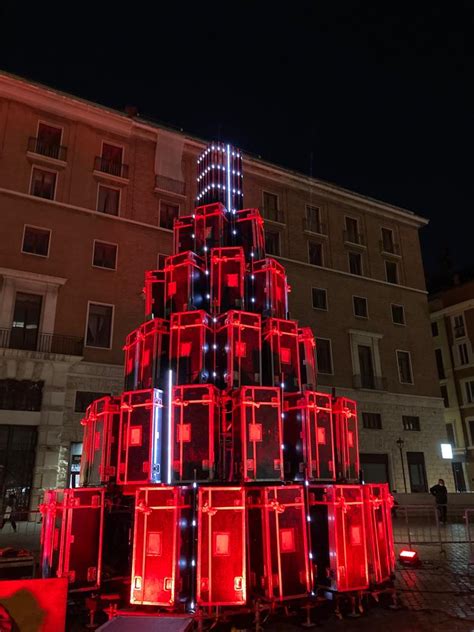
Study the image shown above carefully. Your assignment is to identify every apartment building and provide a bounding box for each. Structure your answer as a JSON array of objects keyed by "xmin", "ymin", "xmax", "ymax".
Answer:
[
  {"xmin": 0, "ymin": 71, "xmax": 451, "ymax": 511},
  {"xmin": 429, "ymin": 276, "xmax": 474, "ymax": 491}
]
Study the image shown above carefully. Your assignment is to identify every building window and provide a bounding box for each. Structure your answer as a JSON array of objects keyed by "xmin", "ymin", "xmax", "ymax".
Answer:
[
  {"xmin": 385, "ymin": 260, "xmax": 398, "ymax": 284},
  {"xmin": 403, "ymin": 415, "xmax": 421, "ymax": 431},
  {"xmin": 265, "ymin": 230, "xmax": 280, "ymax": 256},
  {"xmin": 308, "ymin": 242, "xmax": 323, "ymax": 266},
  {"xmin": 407, "ymin": 452, "xmax": 428, "ymax": 493},
  {"xmin": 93, "ymin": 241, "xmax": 117, "ymax": 270},
  {"xmin": 348, "ymin": 252, "xmax": 362, "ymax": 276},
  {"xmin": 431, "ymin": 321, "xmax": 439, "ymax": 337},
  {"xmin": 362, "ymin": 412, "xmax": 382, "ymax": 430},
  {"xmin": 86, "ymin": 303, "xmax": 113, "ymax": 349},
  {"xmin": 316, "ymin": 338, "xmax": 333, "ymax": 374},
  {"xmin": 381, "ymin": 227, "xmax": 395, "ymax": 253},
  {"xmin": 0, "ymin": 379, "xmax": 43, "ymax": 411},
  {"xmin": 312, "ymin": 288, "xmax": 327, "ymax": 311},
  {"xmin": 34, "ymin": 122, "xmax": 63, "ymax": 160},
  {"xmin": 97, "ymin": 185, "xmax": 120, "ymax": 215},
  {"xmin": 21, "ymin": 226, "xmax": 51, "ymax": 257},
  {"xmin": 157, "ymin": 253, "xmax": 168, "ymax": 270},
  {"xmin": 98, "ymin": 142, "xmax": 125, "ymax": 177},
  {"xmin": 446, "ymin": 422, "xmax": 456, "ymax": 446},
  {"xmin": 453, "ymin": 314, "xmax": 466, "ymax": 338},
  {"xmin": 30, "ymin": 167, "xmax": 56, "ymax": 200},
  {"xmin": 159, "ymin": 202, "xmax": 179, "ymax": 230},
  {"xmin": 345, "ymin": 217, "xmax": 361, "ymax": 244},
  {"xmin": 397, "ymin": 350, "xmax": 413, "ymax": 384},
  {"xmin": 458, "ymin": 342, "xmax": 469, "ymax": 366},
  {"xmin": 306, "ymin": 206, "xmax": 322, "ymax": 233},
  {"xmin": 435, "ymin": 349, "xmax": 446, "ymax": 379},
  {"xmin": 440, "ymin": 385, "xmax": 449, "ymax": 407},
  {"xmin": 391, "ymin": 304, "xmax": 405, "ymax": 325},
  {"xmin": 465, "ymin": 380, "xmax": 474, "ymax": 404},
  {"xmin": 358, "ymin": 344, "xmax": 376, "ymax": 389},
  {"xmin": 263, "ymin": 192, "xmax": 281, "ymax": 222},
  {"xmin": 74, "ymin": 391, "xmax": 111, "ymax": 413},
  {"xmin": 353, "ymin": 296, "xmax": 368, "ymax": 319}
]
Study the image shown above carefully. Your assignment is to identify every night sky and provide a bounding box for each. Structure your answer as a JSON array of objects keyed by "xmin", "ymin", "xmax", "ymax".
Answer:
[{"xmin": 2, "ymin": 2, "xmax": 473, "ymax": 286}]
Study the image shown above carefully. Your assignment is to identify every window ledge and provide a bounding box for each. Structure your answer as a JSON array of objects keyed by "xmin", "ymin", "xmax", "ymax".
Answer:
[
  {"xmin": 26, "ymin": 151, "xmax": 67, "ymax": 169},
  {"xmin": 93, "ymin": 169, "xmax": 129, "ymax": 186}
]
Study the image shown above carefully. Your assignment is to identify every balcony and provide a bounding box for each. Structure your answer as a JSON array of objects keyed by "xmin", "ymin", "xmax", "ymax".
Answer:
[
  {"xmin": 94, "ymin": 156, "xmax": 129, "ymax": 180},
  {"xmin": 155, "ymin": 174, "xmax": 186, "ymax": 197},
  {"xmin": 0, "ymin": 329, "xmax": 84, "ymax": 356},
  {"xmin": 261, "ymin": 207, "xmax": 285, "ymax": 224},
  {"xmin": 303, "ymin": 218, "xmax": 327, "ymax": 235},
  {"xmin": 352, "ymin": 374, "xmax": 386, "ymax": 390},
  {"xmin": 379, "ymin": 240, "xmax": 401, "ymax": 256},
  {"xmin": 27, "ymin": 137, "xmax": 67, "ymax": 162},
  {"xmin": 344, "ymin": 230, "xmax": 366, "ymax": 247}
]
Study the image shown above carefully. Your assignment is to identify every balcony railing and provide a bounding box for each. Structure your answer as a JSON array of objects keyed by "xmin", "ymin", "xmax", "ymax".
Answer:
[
  {"xmin": 155, "ymin": 174, "xmax": 186, "ymax": 196},
  {"xmin": 379, "ymin": 240, "xmax": 400, "ymax": 255},
  {"xmin": 353, "ymin": 374, "xmax": 386, "ymax": 390},
  {"xmin": 0, "ymin": 329, "xmax": 84, "ymax": 356},
  {"xmin": 94, "ymin": 156, "xmax": 129, "ymax": 179},
  {"xmin": 28, "ymin": 137, "xmax": 67, "ymax": 162},
  {"xmin": 303, "ymin": 218, "xmax": 327, "ymax": 235},
  {"xmin": 261, "ymin": 207, "xmax": 285, "ymax": 223},
  {"xmin": 344, "ymin": 230, "xmax": 365, "ymax": 246}
]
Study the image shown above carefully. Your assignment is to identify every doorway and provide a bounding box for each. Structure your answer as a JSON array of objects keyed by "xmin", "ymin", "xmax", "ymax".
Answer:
[
  {"xmin": 9, "ymin": 292, "xmax": 42, "ymax": 351},
  {"xmin": 406, "ymin": 451, "xmax": 428, "ymax": 492}
]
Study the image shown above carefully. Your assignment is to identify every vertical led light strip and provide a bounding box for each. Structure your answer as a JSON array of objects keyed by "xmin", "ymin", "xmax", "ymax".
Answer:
[
  {"xmin": 226, "ymin": 143, "xmax": 232, "ymax": 213},
  {"xmin": 167, "ymin": 369, "xmax": 173, "ymax": 484}
]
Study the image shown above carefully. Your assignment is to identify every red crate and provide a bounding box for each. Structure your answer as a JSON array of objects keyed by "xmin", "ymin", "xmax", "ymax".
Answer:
[
  {"xmin": 124, "ymin": 319, "xmax": 169, "ymax": 391},
  {"xmin": 332, "ymin": 397, "xmax": 359, "ymax": 482},
  {"xmin": 308, "ymin": 485, "xmax": 369, "ymax": 592},
  {"xmin": 262, "ymin": 318, "xmax": 301, "ymax": 392},
  {"xmin": 247, "ymin": 486, "xmax": 311, "ymax": 601},
  {"xmin": 362, "ymin": 484, "xmax": 395, "ymax": 585},
  {"xmin": 173, "ymin": 214, "xmax": 195, "ymax": 254},
  {"xmin": 214, "ymin": 311, "xmax": 261, "ymax": 390},
  {"xmin": 117, "ymin": 389, "xmax": 164, "ymax": 485},
  {"xmin": 131, "ymin": 486, "xmax": 193, "ymax": 607},
  {"xmin": 40, "ymin": 487, "xmax": 105, "ymax": 591},
  {"xmin": 164, "ymin": 251, "xmax": 206, "ymax": 315},
  {"xmin": 194, "ymin": 202, "xmax": 229, "ymax": 256},
  {"xmin": 210, "ymin": 247, "xmax": 245, "ymax": 314},
  {"xmin": 231, "ymin": 386, "xmax": 283, "ymax": 482},
  {"xmin": 172, "ymin": 384, "xmax": 220, "ymax": 482},
  {"xmin": 234, "ymin": 208, "xmax": 265, "ymax": 261},
  {"xmin": 250, "ymin": 258, "xmax": 288, "ymax": 319},
  {"xmin": 143, "ymin": 269, "xmax": 165, "ymax": 320},
  {"xmin": 80, "ymin": 396, "xmax": 121, "ymax": 486},
  {"xmin": 298, "ymin": 327, "xmax": 317, "ymax": 390},
  {"xmin": 197, "ymin": 487, "xmax": 246, "ymax": 606},
  {"xmin": 283, "ymin": 391, "xmax": 335, "ymax": 481},
  {"xmin": 170, "ymin": 310, "xmax": 213, "ymax": 384}
]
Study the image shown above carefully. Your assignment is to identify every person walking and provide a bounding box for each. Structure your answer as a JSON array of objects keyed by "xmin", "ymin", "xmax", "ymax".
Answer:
[
  {"xmin": 430, "ymin": 478, "xmax": 448, "ymax": 524},
  {"xmin": 0, "ymin": 494, "xmax": 17, "ymax": 532}
]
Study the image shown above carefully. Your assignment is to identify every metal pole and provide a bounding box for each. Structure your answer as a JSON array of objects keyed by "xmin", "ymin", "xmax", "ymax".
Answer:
[{"xmin": 397, "ymin": 439, "xmax": 408, "ymax": 494}]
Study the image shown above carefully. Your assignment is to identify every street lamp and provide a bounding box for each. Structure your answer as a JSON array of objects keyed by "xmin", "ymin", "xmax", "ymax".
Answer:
[{"xmin": 396, "ymin": 437, "xmax": 408, "ymax": 493}]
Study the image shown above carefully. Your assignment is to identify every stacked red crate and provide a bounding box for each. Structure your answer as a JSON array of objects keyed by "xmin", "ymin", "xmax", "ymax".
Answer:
[
  {"xmin": 194, "ymin": 202, "xmax": 229, "ymax": 256},
  {"xmin": 124, "ymin": 318, "xmax": 169, "ymax": 391},
  {"xmin": 362, "ymin": 484, "xmax": 395, "ymax": 585},
  {"xmin": 40, "ymin": 487, "xmax": 105, "ymax": 591},
  {"xmin": 80, "ymin": 396, "xmax": 121, "ymax": 486},
  {"xmin": 247, "ymin": 485, "xmax": 311, "ymax": 601},
  {"xmin": 197, "ymin": 487, "xmax": 246, "ymax": 606},
  {"xmin": 332, "ymin": 397, "xmax": 359, "ymax": 481},
  {"xmin": 118, "ymin": 389, "xmax": 164, "ymax": 486},
  {"xmin": 170, "ymin": 310, "xmax": 213, "ymax": 384},
  {"xmin": 131, "ymin": 486, "xmax": 194, "ymax": 607},
  {"xmin": 214, "ymin": 311, "xmax": 261, "ymax": 390},
  {"xmin": 263, "ymin": 317, "xmax": 301, "ymax": 392},
  {"xmin": 298, "ymin": 327, "xmax": 317, "ymax": 390},
  {"xmin": 250, "ymin": 258, "xmax": 288, "ymax": 319},
  {"xmin": 308, "ymin": 485, "xmax": 369, "ymax": 592},
  {"xmin": 172, "ymin": 384, "xmax": 220, "ymax": 482},
  {"xmin": 284, "ymin": 391, "xmax": 335, "ymax": 481},
  {"xmin": 230, "ymin": 386, "xmax": 283, "ymax": 482},
  {"xmin": 143, "ymin": 269, "xmax": 166, "ymax": 320},
  {"xmin": 234, "ymin": 208, "xmax": 265, "ymax": 261},
  {"xmin": 174, "ymin": 214, "xmax": 196, "ymax": 254},
  {"xmin": 210, "ymin": 247, "xmax": 245, "ymax": 314},
  {"xmin": 164, "ymin": 251, "xmax": 206, "ymax": 315}
]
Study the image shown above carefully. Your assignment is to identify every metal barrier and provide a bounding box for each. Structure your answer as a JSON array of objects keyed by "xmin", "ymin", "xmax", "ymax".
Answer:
[{"xmin": 0, "ymin": 510, "xmax": 42, "ymax": 552}]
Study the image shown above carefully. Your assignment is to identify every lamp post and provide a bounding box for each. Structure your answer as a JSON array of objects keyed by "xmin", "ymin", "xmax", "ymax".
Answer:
[{"xmin": 396, "ymin": 437, "xmax": 408, "ymax": 493}]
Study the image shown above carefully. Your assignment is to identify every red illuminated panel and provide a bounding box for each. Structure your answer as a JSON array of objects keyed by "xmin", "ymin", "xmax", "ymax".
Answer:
[
  {"xmin": 170, "ymin": 310, "xmax": 213, "ymax": 385},
  {"xmin": 332, "ymin": 397, "xmax": 359, "ymax": 481},
  {"xmin": 251, "ymin": 258, "xmax": 289, "ymax": 319},
  {"xmin": 173, "ymin": 214, "xmax": 195, "ymax": 254},
  {"xmin": 210, "ymin": 247, "xmax": 245, "ymax": 314},
  {"xmin": 298, "ymin": 327, "xmax": 317, "ymax": 389},
  {"xmin": 143, "ymin": 269, "xmax": 165, "ymax": 320},
  {"xmin": 362, "ymin": 484, "xmax": 395, "ymax": 584},
  {"xmin": 123, "ymin": 319, "xmax": 169, "ymax": 392},
  {"xmin": 194, "ymin": 203, "xmax": 229, "ymax": 255},
  {"xmin": 164, "ymin": 251, "xmax": 206, "ymax": 315},
  {"xmin": 234, "ymin": 208, "xmax": 265, "ymax": 261},
  {"xmin": 262, "ymin": 318, "xmax": 301, "ymax": 392}
]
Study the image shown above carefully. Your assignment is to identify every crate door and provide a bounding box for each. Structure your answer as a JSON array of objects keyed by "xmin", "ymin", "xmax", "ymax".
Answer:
[
  {"xmin": 89, "ymin": 416, "xmax": 105, "ymax": 485},
  {"xmin": 198, "ymin": 490, "xmax": 246, "ymax": 605},
  {"xmin": 346, "ymin": 409, "xmax": 359, "ymax": 481},
  {"xmin": 132, "ymin": 502, "xmax": 178, "ymax": 605},
  {"xmin": 366, "ymin": 486, "xmax": 393, "ymax": 584},
  {"xmin": 234, "ymin": 322, "xmax": 261, "ymax": 387},
  {"xmin": 174, "ymin": 390, "xmax": 214, "ymax": 481},
  {"xmin": 125, "ymin": 403, "xmax": 152, "ymax": 484},
  {"xmin": 334, "ymin": 492, "xmax": 368, "ymax": 591},
  {"xmin": 315, "ymin": 401, "xmax": 334, "ymax": 480},
  {"xmin": 244, "ymin": 396, "xmax": 282, "ymax": 481},
  {"xmin": 64, "ymin": 497, "xmax": 102, "ymax": 589}
]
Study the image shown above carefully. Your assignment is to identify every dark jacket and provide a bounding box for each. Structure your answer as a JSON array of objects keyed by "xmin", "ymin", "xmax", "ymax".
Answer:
[{"xmin": 430, "ymin": 484, "xmax": 448, "ymax": 504}]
